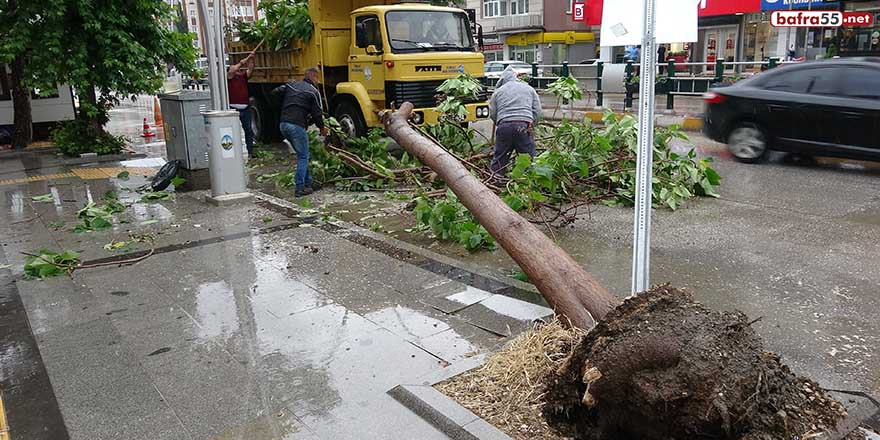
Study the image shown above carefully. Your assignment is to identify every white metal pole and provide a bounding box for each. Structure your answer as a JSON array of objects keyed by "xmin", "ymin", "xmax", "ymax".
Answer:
[
  {"xmin": 631, "ymin": 0, "xmax": 658, "ymax": 294},
  {"xmin": 213, "ymin": 2, "xmax": 230, "ymax": 109},
  {"xmin": 196, "ymin": 0, "xmax": 221, "ymax": 110}
]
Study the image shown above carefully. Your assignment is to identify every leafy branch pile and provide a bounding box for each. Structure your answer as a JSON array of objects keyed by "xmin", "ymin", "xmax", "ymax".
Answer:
[
  {"xmin": 254, "ymin": 74, "xmax": 720, "ymax": 251},
  {"xmin": 236, "ymin": 0, "xmax": 313, "ymax": 50}
]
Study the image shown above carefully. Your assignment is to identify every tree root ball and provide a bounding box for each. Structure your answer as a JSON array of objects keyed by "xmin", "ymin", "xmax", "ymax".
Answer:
[{"xmin": 543, "ymin": 286, "xmax": 847, "ymax": 440}]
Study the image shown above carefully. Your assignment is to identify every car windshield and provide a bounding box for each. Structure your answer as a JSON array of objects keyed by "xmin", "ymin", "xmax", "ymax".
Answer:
[{"xmin": 386, "ymin": 11, "xmax": 473, "ymax": 53}]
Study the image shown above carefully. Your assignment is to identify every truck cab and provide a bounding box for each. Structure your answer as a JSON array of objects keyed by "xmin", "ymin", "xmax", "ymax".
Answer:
[
  {"xmin": 228, "ymin": 2, "xmax": 489, "ymax": 140},
  {"xmin": 335, "ymin": 5, "xmax": 489, "ymax": 137}
]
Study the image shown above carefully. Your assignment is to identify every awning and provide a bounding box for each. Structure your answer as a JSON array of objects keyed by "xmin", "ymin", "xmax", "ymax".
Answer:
[{"xmin": 506, "ymin": 31, "xmax": 595, "ymax": 46}]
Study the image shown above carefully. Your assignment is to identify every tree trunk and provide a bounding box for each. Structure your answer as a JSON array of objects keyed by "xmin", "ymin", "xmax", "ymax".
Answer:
[
  {"xmin": 80, "ymin": 84, "xmax": 104, "ymax": 133},
  {"xmin": 10, "ymin": 55, "xmax": 33, "ymax": 149},
  {"xmin": 381, "ymin": 103, "xmax": 621, "ymax": 329}
]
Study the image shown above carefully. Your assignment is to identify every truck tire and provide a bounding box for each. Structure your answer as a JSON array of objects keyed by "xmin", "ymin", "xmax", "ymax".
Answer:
[
  {"xmin": 334, "ymin": 100, "xmax": 367, "ymax": 138},
  {"xmin": 251, "ymin": 95, "xmax": 282, "ymax": 142}
]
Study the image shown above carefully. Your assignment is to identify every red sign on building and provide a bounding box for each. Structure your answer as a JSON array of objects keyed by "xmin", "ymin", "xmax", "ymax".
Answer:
[
  {"xmin": 573, "ymin": 1, "xmax": 586, "ymax": 22},
  {"xmin": 698, "ymin": 0, "xmax": 761, "ymax": 16}
]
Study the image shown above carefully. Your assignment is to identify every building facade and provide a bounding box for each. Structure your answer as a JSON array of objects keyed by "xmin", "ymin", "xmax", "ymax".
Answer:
[
  {"xmin": 179, "ymin": 0, "xmax": 260, "ymax": 57},
  {"xmin": 467, "ymin": 0, "xmax": 597, "ymax": 64}
]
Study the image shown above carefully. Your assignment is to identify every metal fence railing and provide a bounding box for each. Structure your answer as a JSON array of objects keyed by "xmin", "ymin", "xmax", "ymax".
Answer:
[{"xmin": 482, "ymin": 58, "xmax": 798, "ymax": 111}]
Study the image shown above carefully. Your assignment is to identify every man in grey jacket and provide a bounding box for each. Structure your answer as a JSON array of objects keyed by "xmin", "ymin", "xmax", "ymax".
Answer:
[{"xmin": 488, "ymin": 66, "xmax": 542, "ymax": 175}]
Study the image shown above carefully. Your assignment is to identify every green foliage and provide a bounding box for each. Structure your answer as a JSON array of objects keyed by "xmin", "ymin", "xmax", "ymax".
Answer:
[
  {"xmin": 170, "ymin": 176, "xmax": 187, "ymax": 188},
  {"xmin": 436, "ymin": 74, "xmax": 483, "ymax": 101},
  {"xmin": 413, "ymin": 192, "xmax": 496, "ymax": 252},
  {"xmin": 410, "ymin": 113, "xmax": 721, "ymax": 251},
  {"xmin": 237, "ymin": 1, "xmax": 313, "ymax": 51},
  {"xmin": 74, "ymin": 203, "xmax": 115, "ymax": 232},
  {"xmin": 51, "ymin": 120, "xmax": 124, "ymax": 157},
  {"xmin": 139, "ymin": 191, "xmax": 173, "ymax": 202},
  {"xmin": 31, "ymin": 194, "xmax": 54, "ymax": 203},
  {"xmin": 24, "ymin": 249, "xmax": 80, "ymax": 279},
  {"xmin": 547, "ymin": 75, "xmax": 583, "ymax": 101},
  {"xmin": 251, "ymin": 149, "xmax": 277, "ymax": 161},
  {"xmin": 117, "ymin": 171, "xmax": 130, "ymax": 180},
  {"xmin": 435, "ymin": 74, "xmax": 483, "ymax": 123},
  {"xmin": 4, "ymin": 0, "xmax": 196, "ymax": 130}
]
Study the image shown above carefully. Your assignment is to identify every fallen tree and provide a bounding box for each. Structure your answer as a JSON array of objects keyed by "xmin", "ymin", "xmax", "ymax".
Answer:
[
  {"xmin": 382, "ymin": 102, "xmax": 620, "ymax": 328},
  {"xmin": 382, "ymin": 102, "xmax": 853, "ymax": 439}
]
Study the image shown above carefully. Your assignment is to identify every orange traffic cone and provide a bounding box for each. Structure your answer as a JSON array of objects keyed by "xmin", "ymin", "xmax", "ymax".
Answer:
[
  {"xmin": 141, "ymin": 118, "xmax": 155, "ymax": 137},
  {"xmin": 153, "ymin": 96, "xmax": 163, "ymax": 127}
]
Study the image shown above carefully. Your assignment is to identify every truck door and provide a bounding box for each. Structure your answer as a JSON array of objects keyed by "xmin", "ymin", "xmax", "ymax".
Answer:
[{"xmin": 351, "ymin": 15, "xmax": 386, "ymax": 105}]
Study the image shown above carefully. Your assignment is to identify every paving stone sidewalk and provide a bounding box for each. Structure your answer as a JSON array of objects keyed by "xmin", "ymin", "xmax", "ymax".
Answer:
[{"xmin": 0, "ymin": 159, "xmax": 551, "ymax": 440}]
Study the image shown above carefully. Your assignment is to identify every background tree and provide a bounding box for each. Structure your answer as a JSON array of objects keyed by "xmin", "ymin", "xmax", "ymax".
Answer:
[
  {"xmin": 0, "ymin": 0, "xmax": 64, "ymax": 148},
  {"xmin": 51, "ymin": 0, "xmax": 197, "ymax": 132}
]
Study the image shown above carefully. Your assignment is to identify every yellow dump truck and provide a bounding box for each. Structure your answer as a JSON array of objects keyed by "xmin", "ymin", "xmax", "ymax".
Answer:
[{"xmin": 228, "ymin": 0, "xmax": 489, "ymax": 140}]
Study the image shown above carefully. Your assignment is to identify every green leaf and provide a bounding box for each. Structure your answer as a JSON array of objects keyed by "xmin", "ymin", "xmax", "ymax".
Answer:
[
  {"xmin": 511, "ymin": 154, "xmax": 532, "ymax": 179},
  {"xmin": 103, "ymin": 241, "xmax": 127, "ymax": 251},
  {"xmin": 262, "ymin": 217, "xmax": 273, "ymax": 223},
  {"xmin": 704, "ymin": 167, "xmax": 722, "ymax": 186},
  {"xmin": 31, "ymin": 194, "xmax": 54, "ymax": 203},
  {"xmin": 90, "ymin": 217, "xmax": 112, "ymax": 230},
  {"xmin": 117, "ymin": 171, "xmax": 130, "ymax": 180},
  {"xmin": 170, "ymin": 176, "xmax": 186, "ymax": 188},
  {"xmin": 139, "ymin": 192, "xmax": 172, "ymax": 202},
  {"xmin": 140, "ymin": 219, "xmax": 159, "ymax": 226}
]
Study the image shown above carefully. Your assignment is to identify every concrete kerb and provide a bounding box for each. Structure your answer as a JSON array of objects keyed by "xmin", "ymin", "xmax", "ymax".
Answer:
[
  {"xmin": 387, "ymin": 354, "xmax": 513, "ymax": 440},
  {"xmin": 252, "ymin": 191, "xmax": 543, "ymax": 302}
]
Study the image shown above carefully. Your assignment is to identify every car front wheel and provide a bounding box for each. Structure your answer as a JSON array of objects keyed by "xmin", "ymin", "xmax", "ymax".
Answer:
[{"xmin": 727, "ymin": 123, "xmax": 768, "ymax": 163}]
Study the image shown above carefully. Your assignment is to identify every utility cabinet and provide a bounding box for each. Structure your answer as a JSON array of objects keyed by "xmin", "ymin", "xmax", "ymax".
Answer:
[{"xmin": 158, "ymin": 90, "xmax": 211, "ymax": 170}]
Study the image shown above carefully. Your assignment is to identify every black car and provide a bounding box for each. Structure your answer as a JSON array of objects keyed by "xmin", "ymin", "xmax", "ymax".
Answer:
[{"xmin": 703, "ymin": 58, "xmax": 880, "ymax": 163}]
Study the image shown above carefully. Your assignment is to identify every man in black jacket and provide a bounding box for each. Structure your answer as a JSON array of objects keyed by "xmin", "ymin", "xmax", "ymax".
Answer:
[{"xmin": 272, "ymin": 67, "xmax": 328, "ymax": 196}]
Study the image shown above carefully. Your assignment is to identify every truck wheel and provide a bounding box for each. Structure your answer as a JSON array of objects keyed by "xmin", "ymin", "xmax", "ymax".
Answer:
[
  {"xmin": 335, "ymin": 101, "xmax": 367, "ymax": 138},
  {"xmin": 250, "ymin": 97, "xmax": 278, "ymax": 143}
]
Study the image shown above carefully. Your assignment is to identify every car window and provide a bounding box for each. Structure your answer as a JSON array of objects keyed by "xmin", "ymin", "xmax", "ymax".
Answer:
[
  {"xmin": 840, "ymin": 67, "xmax": 880, "ymax": 100},
  {"xmin": 761, "ymin": 68, "xmax": 818, "ymax": 93},
  {"xmin": 760, "ymin": 67, "xmax": 838, "ymax": 95}
]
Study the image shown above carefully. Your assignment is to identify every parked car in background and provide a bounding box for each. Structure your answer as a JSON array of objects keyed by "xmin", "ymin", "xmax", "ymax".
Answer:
[
  {"xmin": 484, "ymin": 60, "xmax": 543, "ymax": 78},
  {"xmin": 703, "ymin": 58, "xmax": 880, "ymax": 163}
]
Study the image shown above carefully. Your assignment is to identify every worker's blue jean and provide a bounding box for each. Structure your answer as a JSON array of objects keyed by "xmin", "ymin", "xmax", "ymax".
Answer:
[
  {"xmin": 236, "ymin": 108, "xmax": 255, "ymax": 155},
  {"xmin": 279, "ymin": 122, "xmax": 312, "ymax": 190}
]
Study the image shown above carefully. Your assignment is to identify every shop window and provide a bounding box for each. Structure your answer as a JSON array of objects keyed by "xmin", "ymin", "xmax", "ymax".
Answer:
[{"xmin": 510, "ymin": 44, "xmax": 537, "ymax": 64}]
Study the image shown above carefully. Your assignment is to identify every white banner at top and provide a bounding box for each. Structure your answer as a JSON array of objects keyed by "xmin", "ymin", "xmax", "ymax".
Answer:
[{"xmin": 601, "ymin": 0, "xmax": 700, "ymax": 46}]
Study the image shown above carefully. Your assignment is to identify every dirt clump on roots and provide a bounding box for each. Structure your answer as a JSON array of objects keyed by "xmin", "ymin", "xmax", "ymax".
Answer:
[
  {"xmin": 543, "ymin": 285, "xmax": 848, "ymax": 440},
  {"xmin": 436, "ymin": 318, "xmax": 585, "ymax": 439}
]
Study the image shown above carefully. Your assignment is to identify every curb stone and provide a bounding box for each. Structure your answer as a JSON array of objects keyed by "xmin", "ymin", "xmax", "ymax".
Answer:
[{"xmin": 388, "ymin": 354, "xmax": 513, "ymax": 440}]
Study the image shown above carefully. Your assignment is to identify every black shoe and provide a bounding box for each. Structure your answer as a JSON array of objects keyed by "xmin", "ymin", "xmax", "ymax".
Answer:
[{"xmin": 295, "ymin": 187, "xmax": 314, "ymax": 197}]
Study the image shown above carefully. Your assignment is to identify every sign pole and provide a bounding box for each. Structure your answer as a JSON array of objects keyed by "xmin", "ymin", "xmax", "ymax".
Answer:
[{"xmin": 631, "ymin": 0, "xmax": 658, "ymax": 294}]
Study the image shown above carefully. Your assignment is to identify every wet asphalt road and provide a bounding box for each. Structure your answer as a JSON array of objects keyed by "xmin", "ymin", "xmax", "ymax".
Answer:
[
  {"xmin": 326, "ymin": 124, "xmax": 880, "ymax": 398},
  {"xmin": 453, "ymin": 129, "xmax": 880, "ymax": 396}
]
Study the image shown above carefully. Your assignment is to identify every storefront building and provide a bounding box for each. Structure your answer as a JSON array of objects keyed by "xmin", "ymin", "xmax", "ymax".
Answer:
[{"xmin": 835, "ymin": 0, "xmax": 880, "ymax": 56}]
